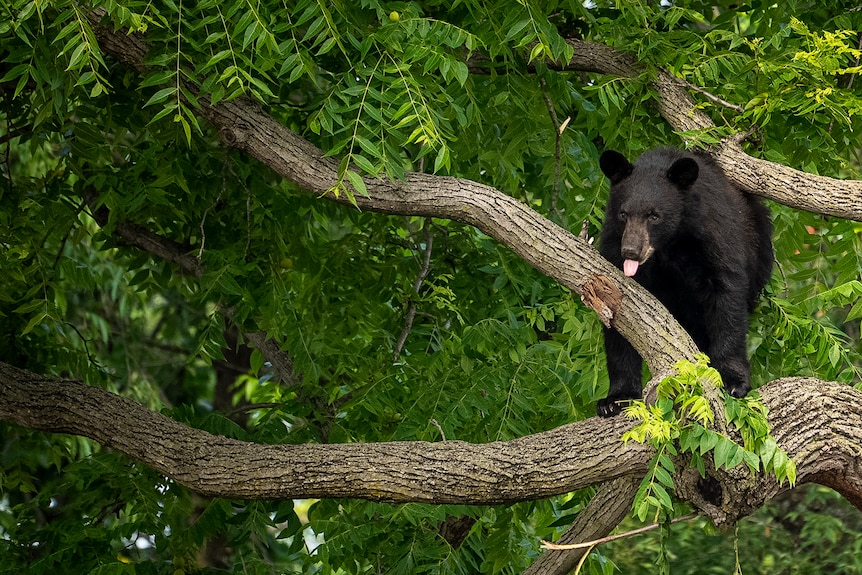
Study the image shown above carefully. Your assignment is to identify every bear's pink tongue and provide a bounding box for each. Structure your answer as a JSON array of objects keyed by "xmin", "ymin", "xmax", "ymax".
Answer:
[{"xmin": 623, "ymin": 259, "xmax": 639, "ymax": 277}]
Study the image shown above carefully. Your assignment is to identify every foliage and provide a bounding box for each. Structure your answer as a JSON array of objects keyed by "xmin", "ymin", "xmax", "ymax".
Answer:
[
  {"xmin": 1, "ymin": 0, "xmax": 861, "ymax": 574},
  {"xmin": 606, "ymin": 485, "xmax": 862, "ymax": 575},
  {"xmin": 622, "ymin": 356, "xmax": 797, "ymax": 523}
]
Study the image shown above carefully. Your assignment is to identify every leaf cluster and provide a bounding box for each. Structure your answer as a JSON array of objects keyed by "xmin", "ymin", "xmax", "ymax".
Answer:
[{"xmin": 623, "ymin": 356, "xmax": 797, "ymax": 525}]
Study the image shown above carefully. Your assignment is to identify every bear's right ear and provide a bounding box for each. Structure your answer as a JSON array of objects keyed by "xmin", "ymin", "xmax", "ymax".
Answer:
[
  {"xmin": 667, "ymin": 157, "xmax": 699, "ymax": 189},
  {"xmin": 599, "ymin": 150, "xmax": 633, "ymax": 184}
]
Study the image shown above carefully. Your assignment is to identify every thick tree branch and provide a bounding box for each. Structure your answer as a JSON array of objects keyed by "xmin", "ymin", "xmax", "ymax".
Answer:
[
  {"xmin": 524, "ymin": 476, "xmax": 640, "ymax": 575},
  {"xmin": 557, "ymin": 38, "xmax": 862, "ymax": 221},
  {"xmin": 0, "ymin": 362, "xmax": 860, "ymax": 513},
  {"xmin": 89, "ymin": 19, "xmax": 698, "ymax": 383},
  {"xmin": 0, "ymin": 361, "xmax": 649, "ymax": 502}
]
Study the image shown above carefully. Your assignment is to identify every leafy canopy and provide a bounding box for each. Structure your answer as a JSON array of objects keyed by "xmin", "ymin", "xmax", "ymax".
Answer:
[{"xmin": 1, "ymin": 0, "xmax": 861, "ymax": 574}]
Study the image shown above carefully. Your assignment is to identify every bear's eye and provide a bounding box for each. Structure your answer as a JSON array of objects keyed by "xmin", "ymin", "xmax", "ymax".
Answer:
[
  {"xmin": 618, "ymin": 210, "xmax": 628, "ymax": 221},
  {"xmin": 648, "ymin": 213, "xmax": 660, "ymax": 222}
]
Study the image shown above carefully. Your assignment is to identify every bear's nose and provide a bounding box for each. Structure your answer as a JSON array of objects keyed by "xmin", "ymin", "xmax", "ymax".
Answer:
[{"xmin": 621, "ymin": 246, "xmax": 641, "ymax": 261}]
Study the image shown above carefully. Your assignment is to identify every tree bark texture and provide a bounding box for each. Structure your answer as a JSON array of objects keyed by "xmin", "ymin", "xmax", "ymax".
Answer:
[
  {"xmin": 523, "ymin": 476, "xmax": 641, "ymax": 575},
  {"xmin": 1, "ymin": 361, "xmax": 860, "ymax": 514}
]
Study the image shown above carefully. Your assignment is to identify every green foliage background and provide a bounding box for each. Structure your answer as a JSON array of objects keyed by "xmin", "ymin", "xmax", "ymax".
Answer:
[{"xmin": 1, "ymin": 0, "xmax": 860, "ymax": 573}]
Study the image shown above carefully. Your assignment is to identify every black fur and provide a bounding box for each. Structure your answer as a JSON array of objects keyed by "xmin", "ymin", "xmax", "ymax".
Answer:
[{"xmin": 597, "ymin": 147, "xmax": 773, "ymax": 417}]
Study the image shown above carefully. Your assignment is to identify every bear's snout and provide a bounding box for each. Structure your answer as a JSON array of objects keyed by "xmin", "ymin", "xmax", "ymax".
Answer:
[{"xmin": 620, "ymin": 221, "xmax": 652, "ymax": 264}]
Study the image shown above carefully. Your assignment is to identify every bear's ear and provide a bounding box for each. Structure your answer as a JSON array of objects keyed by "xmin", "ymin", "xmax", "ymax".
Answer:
[
  {"xmin": 599, "ymin": 150, "xmax": 633, "ymax": 184},
  {"xmin": 667, "ymin": 157, "xmax": 699, "ymax": 189}
]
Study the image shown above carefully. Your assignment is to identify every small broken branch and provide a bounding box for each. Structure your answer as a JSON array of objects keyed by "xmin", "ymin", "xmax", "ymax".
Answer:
[
  {"xmin": 540, "ymin": 513, "xmax": 698, "ymax": 551},
  {"xmin": 393, "ymin": 217, "xmax": 435, "ymax": 361}
]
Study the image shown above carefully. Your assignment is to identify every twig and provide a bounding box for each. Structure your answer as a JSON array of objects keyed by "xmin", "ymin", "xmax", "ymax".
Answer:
[
  {"xmin": 244, "ymin": 331, "xmax": 301, "ymax": 386},
  {"xmin": 392, "ymin": 218, "xmax": 434, "ymax": 361},
  {"xmin": 198, "ymin": 176, "xmax": 225, "ymax": 261},
  {"xmin": 0, "ymin": 125, "xmax": 29, "ymax": 147},
  {"xmin": 225, "ymin": 402, "xmax": 281, "ymax": 417},
  {"xmin": 540, "ymin": 78, "xmax": 564, "ymax": 223},
  {"xmin": 540, "ymin": 513, "xmax": 698, "ymax": 551},
  {"xmin": 64, "ymin": 321, "xmax": 104, "ymax": 371},
  {"xmin": 51, "ymin": 199, "xmax": 88, "ymax": 270},
  {"xmin": 89, "ymin": 208, "xmax": 202, "ymax": 276},
  {"xmin": 672, "ymin": 76, "xmax": 744, "ymax": 113},
  {"xmin": 429, "ymin": 418, "xmax": 446, "ymax": 441}
]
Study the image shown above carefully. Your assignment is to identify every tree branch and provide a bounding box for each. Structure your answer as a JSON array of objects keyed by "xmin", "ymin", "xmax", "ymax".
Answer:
[
  {"xmin": 88, "ymin": 18, "xmax": 699, "ymax": 384},
  {"xmin": 0, "ymin": 361, "xmax": 650, "ymax": 503},
  {"xmin": 393, "ymin": 217, "xmax": 435, "ymax": 361},
  {"xmin": 524, "ymin": 476, "xmax": 640, "ymax": 575},
  {"xmin": 0, "ymin": 362, "xmax": 860, "ymax": 513},
  {"xmin": 555, "ymin": 38, "xmax": 862, "ymax": 221},
  {"xmin": 86, "ymin": 200, "xmax": 203, "ymax": 278}
]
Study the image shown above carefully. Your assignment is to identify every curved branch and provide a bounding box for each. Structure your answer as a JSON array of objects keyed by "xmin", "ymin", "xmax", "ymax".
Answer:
[
  {"xmin": 0, "ymin": 361, "xmax": 649, "ymax": 503},
  {"xmin": 524, "ymin": 476, "xmax": 640, "ymax": 575},
  {"xmin": 0, "ymin": 362, "xmax": 860, "ymax": 512},
  {"xmin": 558, "ymin": 38, "xmax": 862, "ymax": 221},
  {"xmin": 86, "ymin": 194, "xmax": 202, "ymax": 277},
  {"xmin": 89, "ymin": 19, "xmax": 697, "ymax": 381}
]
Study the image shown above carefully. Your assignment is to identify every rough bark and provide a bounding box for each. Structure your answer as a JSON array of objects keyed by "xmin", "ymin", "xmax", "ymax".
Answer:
[
  {"xmin": 1, "ymin": 362, "xmax": 860, "ymax": 513},
  {"xmin": 0, "ymin": 361, "xmax": 649, "ymax": 502},
  {"xmin": 523, "ymin": 476, "xmax": 641, "ymax": 575}
]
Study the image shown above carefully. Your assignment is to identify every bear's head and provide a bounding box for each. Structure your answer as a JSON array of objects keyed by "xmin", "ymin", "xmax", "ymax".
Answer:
[{"xmin": 600, "ymin": 149, "xmax": 698, "ymax": 277}]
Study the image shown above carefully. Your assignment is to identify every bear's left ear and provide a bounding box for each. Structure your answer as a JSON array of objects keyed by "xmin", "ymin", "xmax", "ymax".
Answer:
[
  {"xmin": 667, "ymin": 157, "xmax": 699, "ymax": 189},
  {"xmin": 599, "ymin": 150, "xmax": 634, "ymax": 184}
]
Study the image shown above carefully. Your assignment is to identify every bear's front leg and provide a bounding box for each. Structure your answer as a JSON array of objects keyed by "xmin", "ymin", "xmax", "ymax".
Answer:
[
  {"xmin": 703, "ymin": 287, "xmax": 754, "ymax": 398},
  {"xmin": 598, "ymin": 326, "xmax": 644, "ymax": 417}
]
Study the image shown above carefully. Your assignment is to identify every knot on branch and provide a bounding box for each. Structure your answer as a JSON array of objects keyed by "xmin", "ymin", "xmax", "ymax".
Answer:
[
  {"xmin": 674, "ymin": 456, "xmax": 770, "ymax": 528},
  {"xmin": 581, "ymin": 274, "xmax": 622, "ymax": 327},
  {"xmin": 219, "ymin": 127, "xmax": 244, "ymax": 146}
]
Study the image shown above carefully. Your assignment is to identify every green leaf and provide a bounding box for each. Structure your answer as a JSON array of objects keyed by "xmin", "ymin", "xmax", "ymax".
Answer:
[
  {"xmin": 434, "ymin": 145, "xmax": 450, "ymax": 173},
  {"xmin": 351, "ymin": 154, "xmax": 377, "ymax": 176},
  {"xmin": 652, "ymin": 483, "xmax": 673, "ymax": 511},
  {"xmin": 505, "ymin": 20, "xmax": 530, "ymax": 41},
  {"xmin": 144, "ymin": 86, "xmax": 178, "ymax": 107},
  {"xmin": 698, "ymin": 430, "xmax": 719, "ymax": 455},
  {"xmin": 66, "ymin": 41, "xmax": 88, "ymax": 70},
  {"xmin": 528, "ymin": 42, "xmax": 544, "ymax": 62},
  {"xmin": 345, "ymin": 170, "xmax": 368, "ymax": 197},
  {"xmin": 12, "ymin": 299, "xmax": 47, "ymax": 314},
  {"xmin": 139, "ymin": 70, "xmax": 175, "ymax": 88},
  {"xmin": 20, "ymin": 311, "xmax": 49, "ymax": 335},
  {"xmin": 453, "ymin": 61, "xmax": 469, "ymax": 86},
  {"xmin": 653, "ymin": 463, "xmax": 674, "ymax": 489},
  {"xmin": 714, "ymin": 437, "xmax": 732, "ymax": 468}
]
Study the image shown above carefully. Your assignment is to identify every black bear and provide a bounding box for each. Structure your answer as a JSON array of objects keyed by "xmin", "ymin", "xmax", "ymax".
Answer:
[{"xmin": 596, "ymin": 147, "xmax": 773, "ymax": 417}]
